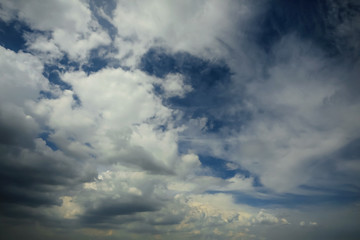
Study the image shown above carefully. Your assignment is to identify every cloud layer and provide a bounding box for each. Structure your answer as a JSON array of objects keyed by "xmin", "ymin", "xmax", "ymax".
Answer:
[{"xmin": 0, "ymin": 0, "xmax": 359, "ymax": 239}]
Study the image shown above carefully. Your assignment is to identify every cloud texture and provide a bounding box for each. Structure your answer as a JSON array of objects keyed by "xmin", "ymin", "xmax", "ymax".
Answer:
[{"xmin": 0, "ymin": 0, "xmax": 359, "ymax": 239}]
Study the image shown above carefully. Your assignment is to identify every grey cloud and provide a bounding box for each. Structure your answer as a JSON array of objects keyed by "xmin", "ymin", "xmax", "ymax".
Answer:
[
  {"xmin": 0, "ymin": 105, "xmax": 39, "ymax": 149},
  {"xmin": 107, "ymin": 145, "xmax": 175, "ymax": 175},
  {"xmin": 214, "ymin": 32, "xmax": 360, "ymax": 193},
  {"xmin": 89, "ymin": 197, "xmax": 160, "ymax": 216},
  {"xmin": 302, "ymin": 138, "xmax": 360, "ymax": 191},
  {"xmin": 0, "ymin": 141, "xmax": 97, "ymax": 219},
  {"xmin": 145, "ymin": 212, "xmax": 185, "ymax": 226},
  {"xmin": 142, "ymin": 200, "xmax": 188, "ymax": 227},
  {"xmin": 125, "ymin": 222, "xmax": 161, "ymax": 235},
  {"xmin": 80, "ymin": 196, "xmax": 162, "ymax": 226}
]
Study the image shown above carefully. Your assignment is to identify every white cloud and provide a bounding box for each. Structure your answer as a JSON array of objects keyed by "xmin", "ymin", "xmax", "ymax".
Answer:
[
  {"xmin": 28, "ymin": 68, "xmax": 184, "ymax": 174},
  {"xmin": 111, "ymin": 0, "xmax": 256, "ymax": 67},
  {"xmin": 254, "ymin": 209, "xmax": 279, "ymax": 225},
  {"xmin": 0, "ymin": 0, "xmax": 111, "ymax": 61},
  {"xmin": 1, "ymin": 0, "xmax": 90, "ymax": 31},
  {"xmin": 156, "ymin": 73, "xmax": 193, "ymax": 98},
  {"xmin": 175, "ymin": 193, "xmax": 254, "ymax": 234},
  {"xmin": 0, "ymin": 46, "xmax": 48, "ymax": 106},
  {"xmin": 24, "ymin": 33, "xmax": 63, "ymax": 63}
]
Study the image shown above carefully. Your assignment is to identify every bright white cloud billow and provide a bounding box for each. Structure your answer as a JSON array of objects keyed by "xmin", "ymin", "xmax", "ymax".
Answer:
[
  {"xmin": 1, "ymin": 0, "xmax": 110, "ymax": 61},
  {"xmin": 0, "ymin": 0, "xmax": 360, "ymax": 240}
]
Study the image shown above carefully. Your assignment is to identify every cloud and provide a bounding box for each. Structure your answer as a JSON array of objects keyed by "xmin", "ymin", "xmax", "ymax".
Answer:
[
  {"xmin": 0, "ymin": 1, "xmax": 360, "ymax": 239},
  {"xmin": 0, "ymin": 0, "xmax": 111, "ymax": 61},
  {"xmin": 254, "ymin": 209, "xmax": 280, "ymax": 225},
  {"xmin": 156, "ymin": 73, "xmax": 193, "ymax": 99},
  {"xmin": 300, "ymin": 220, "xmax": 318, "ymax": 227},
  {"xmin": 173, "ymin": 193, "xmax": 254, "ymax": 237},
  {"xmin": 0, "ymin": 46, "xmax": 49, "ymax": 106},
  {"xmin": 110, "ymin": 0, "xmax": 257, "ymax": 67},
  {"xmin": 198, "ymin": 33, "xmax": 360, "ymax": 193},
  {"xmin": 81, "ymin": 197, "xmax": 161, "ymax": 222},
  {"xmin": 0, "ymin": 104, "xmax": 39, "ymax": 148},
  {"xmin": 0, "ymin": 139, "xmax": 96, "ymax": 217},
  {"xmin": 0, "ymin": 46, "xmax": 180, "ymax": 230}
]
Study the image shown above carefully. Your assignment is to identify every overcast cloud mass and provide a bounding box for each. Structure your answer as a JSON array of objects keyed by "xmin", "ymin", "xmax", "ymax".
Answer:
[{"xmin": 0, "ymin": 0, "xmax": 360, "ymax": 239}]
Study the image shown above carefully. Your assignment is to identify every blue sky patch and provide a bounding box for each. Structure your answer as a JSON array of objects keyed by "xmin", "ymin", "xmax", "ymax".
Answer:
[
  {"xmin": 89, "ymin": 0, "xmax": 118, "ymax": 40},
  {"xmin": 140, "ymin": 47, "xmax": 244, "ymax": 135},
  {"xmin": 0, "ymin": 19, "xmax": 30, "ymax": 52},
  {"xmin": 81, "ymin": 45, "xmax": 119, "ymax": 74},
  {"xmin": 232, "ymin": 189, "xmax": 360, "ymax": 208},
  {"xmin": 38, "ymin": 132, "xmax": 58, "ymax": 151},
  {"xmin": 199, "ymin": 155, "xmax": 250, "ymax": 179},
  {"xmin": 254, "ymin": 0, "xmax": 359, "ymax": 57}
]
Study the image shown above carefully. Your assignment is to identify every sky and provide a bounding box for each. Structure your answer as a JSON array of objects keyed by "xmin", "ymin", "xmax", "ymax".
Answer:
[{"xmin": 0, "ymin": 0, "xmax": 360, "ymax": 239}]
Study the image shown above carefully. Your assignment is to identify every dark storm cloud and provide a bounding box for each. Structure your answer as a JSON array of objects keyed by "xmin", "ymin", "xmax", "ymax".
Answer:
[
  {"xmin": 0, "ymin": 108, "xmax": 38, "ymax": 148},
  {"xmin": 80, "ymin": 196, "xmax": 162, "ymax": 226},
  {"xmin": 0, "ymin": 144, "xmax": 96, "ymax": 209},
  {"xmin": 79, "ymin": 200, "xmax": 185, "ymax": 232},
  {"xmin": 89, "ymin": 198, "xmax": 160, "ymax": 217},
  {"xmin": 0, "ymin": 105, "xmax": 97, "ymax": 220}
]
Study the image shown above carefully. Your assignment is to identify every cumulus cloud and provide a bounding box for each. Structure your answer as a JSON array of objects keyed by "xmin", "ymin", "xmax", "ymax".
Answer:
[
  {"xmin": 156, "ymin": 73, "xmax": 193, "ymax": 98},
  {"xmin": 0, "ymin": 0, "xmax": 111, "ymax": 61},
  {"xmin": 254, "ymin": 209, "xmax": 280, "ymax": 225},
  {"xmin": 0, "ymin": 46, "xmax": 49, "ymax": 106}
]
